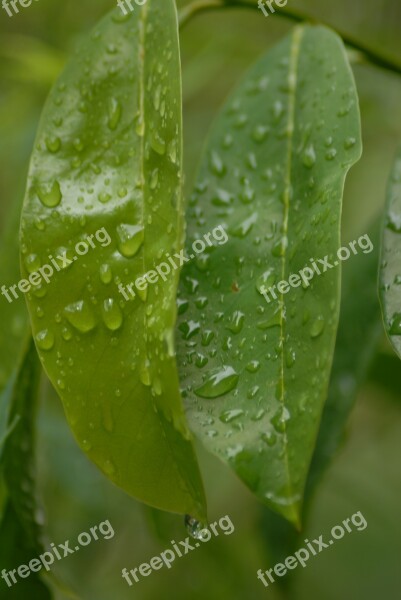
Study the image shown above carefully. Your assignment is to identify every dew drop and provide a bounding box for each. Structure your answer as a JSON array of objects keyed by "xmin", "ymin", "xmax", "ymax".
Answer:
[{"xmin": 185, "ymin": 515, "xmax": 208, "ymax": 540}]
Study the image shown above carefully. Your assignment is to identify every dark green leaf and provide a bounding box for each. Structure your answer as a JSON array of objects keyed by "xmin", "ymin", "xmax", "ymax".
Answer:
[
  {"xmin": 20, "ymin": 5, "xmax": 205, "ymax": 519},
  {"xmin": 177, "ymin": 25, "xmax": 362, "ymax": 526},
  {"xmin": 0, "ymin": 338, "xmax": 52, "ymax": 599},
  {"xmin": 379, "ymin": 146, "xmax": 401, "ymax": 359}
]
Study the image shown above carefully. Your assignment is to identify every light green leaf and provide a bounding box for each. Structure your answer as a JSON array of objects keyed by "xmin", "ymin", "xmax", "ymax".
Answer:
[
  {"xmin": 20, "ymin": 5, "xmax": 205, "ymax": 519},
  {"xmin": 177, "ymin": 25, "xmax": 361, "ymax": 526},
  {"xmin": 379, "ymin": 146, "xmax": 401, "ymax": 359}
]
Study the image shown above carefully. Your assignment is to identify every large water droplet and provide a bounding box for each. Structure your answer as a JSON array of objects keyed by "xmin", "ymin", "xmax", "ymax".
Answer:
[
  {"xmin": 36, "ymin": 180, "xmax": 62, "ymax": 208},
  {"xmin": 116, "ymin": 224, "xmax": 144, "ymax": 258},
  {"xmin": 302, "ymin": 145, "xmax": 316, "ymax": 168},
  {"xmin": 64, "ymin": 300, "xmax": 96, "ymax": 333},
  {"xmin": 195, "ymin": 366, "xmax": 239, "ymax": 398}
]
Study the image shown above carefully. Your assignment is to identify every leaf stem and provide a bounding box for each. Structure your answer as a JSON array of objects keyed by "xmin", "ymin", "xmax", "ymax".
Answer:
[{"xmin": 178, "ymin": 0, "xmax": 401, "ymax": 78}]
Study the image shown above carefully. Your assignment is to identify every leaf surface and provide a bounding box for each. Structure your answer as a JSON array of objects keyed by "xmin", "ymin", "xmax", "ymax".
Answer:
[
  {"xmin": 177, "ymin": 25, "xmax": 361, "ymax": 525},
  {"xmin": 379, "ymin": 146, "xmax": 401, "ymax": 359},
  {"xmin": 20, "ymin": 5, "xmax": 205, "ymax": 519},
  {"xmin": 0, "ymin": 338, "xmax": 52, "ymax": 599}
]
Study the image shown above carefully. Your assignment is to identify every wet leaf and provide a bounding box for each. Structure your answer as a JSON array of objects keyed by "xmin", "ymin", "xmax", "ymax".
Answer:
[
  {"xmin": 20, "ymin": 5, "xmax": 205, "ymax": 519},
  {"xmin": 379, "ymin": 146, "xmax": 401, "ymax": 359},
  {"xmin": 177, "ymin": 25, "xmax": 361, "ymax": 526}
]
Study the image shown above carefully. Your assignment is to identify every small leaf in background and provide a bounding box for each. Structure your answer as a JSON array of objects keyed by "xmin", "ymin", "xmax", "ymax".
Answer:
[
  {"xmin": 379, "ymin": 146, "xmax": 401, "ymax": 359},
  {"xmin": 0, "ymin": 338, "xmax": 52, "ymax": 599},
  {"xmin": 20, "ymin": 5, "xmax": 206, "ymax": 519},
  {"xmin": 177, "ymin": 25, "xmax": 362, "ymax": 526}
]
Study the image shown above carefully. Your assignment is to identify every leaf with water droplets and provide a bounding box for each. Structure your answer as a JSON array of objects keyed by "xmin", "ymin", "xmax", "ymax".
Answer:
[
  {"xmin": 379, "ymin": 146, "xmax": 401, "ymax": 359},
  {"xmin": 177, "ymin": 25, "xmax": 361, "ymax": 526},
  {"xmin": 20, "ymin": 5, "xmax": 206, "ymax": 519}
]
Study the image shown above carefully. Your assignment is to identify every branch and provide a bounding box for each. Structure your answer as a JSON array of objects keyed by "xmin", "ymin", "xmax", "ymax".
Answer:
[{"xmin": 178, "ymin": 0, "xmax": 401, "ymax": 78}]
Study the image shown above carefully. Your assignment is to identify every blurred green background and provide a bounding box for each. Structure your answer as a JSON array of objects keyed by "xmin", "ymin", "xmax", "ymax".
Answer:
[{"xmin": 0, "ymin": 1, "xmax": 401, "ymax": 598}]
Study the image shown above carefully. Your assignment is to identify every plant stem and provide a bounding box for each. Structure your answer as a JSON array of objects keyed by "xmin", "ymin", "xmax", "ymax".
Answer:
[{"xmin": 178, "ymin": 0, "xmax": 401, "ymax": 78}]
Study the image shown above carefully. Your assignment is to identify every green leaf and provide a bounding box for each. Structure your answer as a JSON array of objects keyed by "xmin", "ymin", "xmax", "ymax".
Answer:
[
  {"xmin": 307, "ymin": 222, "xmax": 382, "ymax": 492},
  {"xmin": 177, "ymin": 25, "xmax": 361, "ymax": 526},
  {"xmin": 379, "ymin": 146, "xmax": 401, "ymax": 359},
  {"xmin": 0, "ymin": 338, "xmax": 52, "ymax": 599},
  {"xmin": 20, "ymin": 4, "xmax": 205, "ymax": 520}
]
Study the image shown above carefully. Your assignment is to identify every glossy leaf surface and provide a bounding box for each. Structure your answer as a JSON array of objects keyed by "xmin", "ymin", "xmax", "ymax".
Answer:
[
  {"xmin": 20, "ymin": 5, "xmax": 205, "ymax": 519},
  {"xmin": 177, "ymin": 25, "xmax": 361, "ymax": 525}
]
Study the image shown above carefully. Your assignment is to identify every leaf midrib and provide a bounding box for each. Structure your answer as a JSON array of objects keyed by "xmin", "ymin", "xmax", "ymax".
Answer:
[{"xmin": 277, "ymin": 26, "xmax": 304, "ymax": 518}]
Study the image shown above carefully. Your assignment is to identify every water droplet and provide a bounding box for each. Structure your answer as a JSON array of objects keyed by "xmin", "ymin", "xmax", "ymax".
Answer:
[
  {"xmin": 271, "ymin": 406, "xmax": 291, "ymax": 433},
  {"xmin": 227, "ymin": 311, "xmax": 245, "ymax": 334},
  {"xmin": 256, "ymin": 269, "xmax": 276, "ymax": 294},
  {"xmin": 98, "ymin": 192, "xmax": 112, "ymax": 204},
  {"xmin": 179, "ymin": 320, "xmax": 200, "ymax": 340},
  {"xmin": 387, "ymin": 212, "xmax": 401, "ymax": 233},
  {"xmin": 100, "ymin": 263, "xmax": 112, "ymax": 284},
  {"xmin": 102, "ymin": 298, "xmax": 123, "ymax": 331},
  {"xmin": 302, "ymin": 144, "xmax": 316, "ymax": 168},
  {"xmin": 261, "ymin": 431, "xmax": 277, "ymax": 446},
  {"xmin": 64, "ymin": 300, "xmax": 96, "ymax": 333},
  {"xmin": 390, "ymin": 313, "xmax": 401, "ymax": 335},
  {"xmin": 45, "ymin": 136, "xmax": 61, "ymax": 153},
  {"xmin": 185, "ymin": 515, "xmax": 208, "ymax": 540},
  {"xmin": 210, "ymin": 151, "xmax": 226, "ymax": 177},
  {"xmin": 35, "ymin": 180, "xmax": 62, "ymax": 208},
  {"xmin": 201, "ymin": 330, "xmax": 214, "ymax": 346},
  {"xmin": 195, "ymin": 366, "xmax": 239, "ymax": 399},
  {"xmin": 310, "ymin": 315, "xmax": 325, "ymax": 338},
  {"xmin": 116, "ymin": 224, "xmax": 144, "ymax": 258},
  {"xmin": 252, "ymin": 125, "xmax": 269, "ymax": 143},
  {"xmin": 344, "ymin": 137, "xmax": 356, "ymax": 149},
  {"xmin": 150, "ymin": 168, "xmax": 159, "ymax": 189},
  {"xmin": 219, "ymin": 408, "xmax": 244, "ymax": 423},
  {"xmin": 325, "ymin": 148, "xmax": 337, "ymax": 161},
  {"xmin": 246, "ymin": 360, "xmax": 260, "ymax": 373},
  {"xmin": 24, "ymin": 253, "xmax": 41, "ymax": 273},
  {"xmin": 151, "ymin": 131, "xmax": 166, "ymax": 155},
  {"xmin": 35, "ymin": 329, "xmax": 54, "ymax": 351}
]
